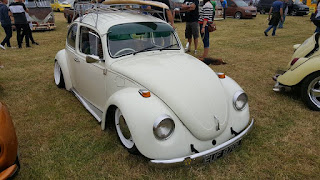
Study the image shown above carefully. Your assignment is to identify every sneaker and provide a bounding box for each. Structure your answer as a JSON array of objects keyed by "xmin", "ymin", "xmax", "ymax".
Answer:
[
  {"xmin": 264, "ymin": 32, "xmax": 268, "ymax": 36},
  {"xmin": 184, "ymin": 42, "xmax": 189, "ymax": 52},
  {"xmin": 26, "ymin": 45, "xmax": 31, "ymax": 48},
  {"xmin": 18, "ymin": 45, "xmax": 22, "ymax": 48},
  {"xmin": 194, "ymin": 50, "xmax": 197, "ymax": 55},
  {"xmin": 0, "ymin": 44, "xmax": 6, "ymax": 50},
  {"xmin": 0, "ymin": 65, "xmax": 4, "ymax": 69},
  {"xmin": 32, "ymin": 42, "xmax": 39, "ymax": 45}
]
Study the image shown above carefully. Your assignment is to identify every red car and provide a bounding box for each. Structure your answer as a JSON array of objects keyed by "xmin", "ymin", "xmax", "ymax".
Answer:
[{"xmin": 0, "ymin": 102, "xmax": 19, "ymax": 179}]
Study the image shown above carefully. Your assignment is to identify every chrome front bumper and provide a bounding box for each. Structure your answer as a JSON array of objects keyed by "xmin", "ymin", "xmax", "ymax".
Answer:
[{"xmin": 149, "ymin": 118, "xmax": 254, "ymax": 167}]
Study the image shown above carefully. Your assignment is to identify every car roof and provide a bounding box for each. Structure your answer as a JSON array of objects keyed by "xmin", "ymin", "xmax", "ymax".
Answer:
[{"xmin": 74, "ymin": 11, "xmax": 166, "ymax": 35}]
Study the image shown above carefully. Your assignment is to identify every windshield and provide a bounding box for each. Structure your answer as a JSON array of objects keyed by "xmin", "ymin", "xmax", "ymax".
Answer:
[
  {"xmin": 234, "ymin": 0, "xmax": 248, "ymax": 7},
  {"xmin": 108, "ymin": 22, "xmax": 180, "ymax": 58}
]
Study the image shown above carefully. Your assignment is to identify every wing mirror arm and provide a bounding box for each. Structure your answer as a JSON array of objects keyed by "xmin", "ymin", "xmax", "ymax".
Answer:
[{"xmin": 86, "ymin": 55, "xmax": 104, "ymax": 63}]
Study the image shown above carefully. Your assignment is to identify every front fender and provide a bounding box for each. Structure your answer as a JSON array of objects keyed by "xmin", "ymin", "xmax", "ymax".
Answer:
[
  {"xmin": 219, "ymin": 75, "xmax": 250, "ymax": 132},
  {"xmin": 101, "ymin": 87, "xmax": 195, "ymax": 159},
  {"xmin": 278, "ymin": 57, "xmax": 320, "ymax": 86},
  {"xmin": 55, "ymin": 49, "xmax": 72, "ymax": 90}
]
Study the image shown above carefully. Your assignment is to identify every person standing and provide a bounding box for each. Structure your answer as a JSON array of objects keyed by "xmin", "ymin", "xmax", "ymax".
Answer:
[
  {"xmin": 264, "ymin": 0, "xmax": 283, "ymax": 36},
  {"xmin": 220, "ymin": 0, "xmax": 227, "ymax": 19},
  {"xmin": 181, "ymin": 0, "xmax": 199, "ymax": 54},
  {"xmin": 152, "ymin": 0, "xmax": 175, "ymax": 28},
  {"xmin": 278, "ymin": 0, "xmax": 288, "ymax": 28},
  {"xmin": 314, "ymin": 0, "xmax": 320, "ymax": 32},
  {"xmin": 211, "ymin": 0, "xmax": 216, "ymax": 17},
  {"xmin": 9, "ymin": 0, "xmax": 30, "ymax": 48},
  {"xmin": 198, "ymin": 0, "xmax": 213, "ymax": 59},
  {"xmin": 23, "ymin": 0, "xmax": 38, "ymax": 45},
  {"xmin": 0, "ymin": 0, "xmax": 12, "ymax": 50}
]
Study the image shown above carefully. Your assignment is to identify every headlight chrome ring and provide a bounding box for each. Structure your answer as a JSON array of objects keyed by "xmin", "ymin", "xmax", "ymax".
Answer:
[
  {"xmin": 233, "ymin": 91, "xmax": 248, "ymax": 111},
  {"xmin": 153, "ymin": 115, "xmax": 175, "ymax": 140}
]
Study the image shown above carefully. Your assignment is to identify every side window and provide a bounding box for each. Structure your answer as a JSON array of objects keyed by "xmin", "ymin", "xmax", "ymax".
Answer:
[
  {"xmin": 79, "ymin": 26, "xmax": 103, "ymax": 59},
  {"xmin": 67, "ymin": 24, "xmax": 77, "ymax": 49}
]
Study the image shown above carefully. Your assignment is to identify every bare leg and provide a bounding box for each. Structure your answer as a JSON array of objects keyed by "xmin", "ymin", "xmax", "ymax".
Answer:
[{"xmin": 188, "ymin": 38, "xmax": 192, "ymax": 51}]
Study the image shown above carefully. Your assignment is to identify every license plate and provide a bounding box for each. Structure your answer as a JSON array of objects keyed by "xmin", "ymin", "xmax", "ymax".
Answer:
[
  {"xmin": 252, "ymin": 13, "xmax": 256, "ymax": 16},
  {"xmin": 203, "ymin": 140, "xmax": 242, "ymax": 163}
]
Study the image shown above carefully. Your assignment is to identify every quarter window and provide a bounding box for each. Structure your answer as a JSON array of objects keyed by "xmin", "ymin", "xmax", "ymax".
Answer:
[
  {"xmin": 79, "ymin": 26, "xmax": 103, "ymax": 59},
  {"xmin": 67, "ymin": 24, "xmax": 77, "ymax": 49}
]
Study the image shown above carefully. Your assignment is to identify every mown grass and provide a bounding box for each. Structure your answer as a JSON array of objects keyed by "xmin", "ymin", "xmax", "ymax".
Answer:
[{"xmin": 0, "ymin": 12, "xmax": 319, "ymax": 179}]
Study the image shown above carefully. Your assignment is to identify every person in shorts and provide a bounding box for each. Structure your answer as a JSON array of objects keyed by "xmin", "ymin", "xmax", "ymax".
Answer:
[{"xmin": 181, "ymin": 0, "xmax": 199, "ymax": 54}]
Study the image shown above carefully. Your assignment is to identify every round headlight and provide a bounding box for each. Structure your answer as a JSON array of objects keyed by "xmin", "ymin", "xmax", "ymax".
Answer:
[
  {"xmin": 233, "ymin": 91, "xmax": 248, "ymax": 110},
  {"xmin": 153, "ymin": 115, "xmax": 175, "ymax": 140}
]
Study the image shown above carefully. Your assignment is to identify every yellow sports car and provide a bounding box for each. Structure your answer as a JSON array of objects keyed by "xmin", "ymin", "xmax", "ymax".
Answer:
[
  {"xmin": 51, "ymin": 0, "xmax": 71, "ymax": 12},
  {"xmin": 273, "ymin": 33, "xmax": 320, "ymax": 111},
  {"xmin": 0, "ymin": 102, "xmax": 19, "ymax": 179}
]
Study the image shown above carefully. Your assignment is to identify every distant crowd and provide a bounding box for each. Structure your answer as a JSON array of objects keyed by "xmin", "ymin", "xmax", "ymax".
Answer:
[{"xmin": 0, "ymin": 0, "xmax": 38, "ymax": 51}]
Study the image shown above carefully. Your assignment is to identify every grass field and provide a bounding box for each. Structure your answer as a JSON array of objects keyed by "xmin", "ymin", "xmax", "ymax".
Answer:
[{"xmin": 0, "ymin": 12, "xmax": 319, "ymax": 179}]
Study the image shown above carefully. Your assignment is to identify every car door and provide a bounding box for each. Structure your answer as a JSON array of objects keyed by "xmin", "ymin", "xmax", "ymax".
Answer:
[
  {"xmin": 226, "ymin": 0, "xmax": 236, "ymax": 16},
  {"xmin": 74, "ymin": 25, "xmax": 107, "ymax": 110},
  {"xmin": 65, "ymin": 23, "xmax": 79, "ymax": 89}
]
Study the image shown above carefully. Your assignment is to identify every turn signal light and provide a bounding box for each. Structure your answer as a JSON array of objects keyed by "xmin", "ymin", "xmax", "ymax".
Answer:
[
  {"xmin": 217, "ymin": 72, "xmax": 225, "ymax": 79},
  {"xmin": 139, "ymin": 89, "xmax": 151, "ymax": 98},
  {"xmin": 291, "ymin": 58, "xmax": 299, "ymax": 65}
]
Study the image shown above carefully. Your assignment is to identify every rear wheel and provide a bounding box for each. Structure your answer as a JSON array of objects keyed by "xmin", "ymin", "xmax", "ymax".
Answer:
[
  {"xmin": 301, "ymin": 72, "xmax": 320, "ymax": 111},
  {"xmin": 54, "ymin": 61, "xmax": 65, "ymax": 88},
  {"xmin": 114, "ymin": 108, "xmax": 140, "ymax": 154},
  {"xmin": 235, "ymin": 12, "xmax": 242, "ymax": 19}
]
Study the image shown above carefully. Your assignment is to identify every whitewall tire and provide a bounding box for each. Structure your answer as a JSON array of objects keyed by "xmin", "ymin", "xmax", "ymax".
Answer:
[{"xmin": 54, "ymin": 61, "xmax": 65, "ymax": 88}]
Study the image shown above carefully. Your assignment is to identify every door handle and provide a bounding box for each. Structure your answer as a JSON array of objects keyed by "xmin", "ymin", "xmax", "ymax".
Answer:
[{"xmin": 74, "ymin": 58, "xmax": 80, "ymax": 62}]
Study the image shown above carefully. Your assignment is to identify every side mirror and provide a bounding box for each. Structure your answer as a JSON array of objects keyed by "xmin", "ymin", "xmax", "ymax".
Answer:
[{"xmin": 86, "ymin": 55, "xmax": 101, "ymax": 63}]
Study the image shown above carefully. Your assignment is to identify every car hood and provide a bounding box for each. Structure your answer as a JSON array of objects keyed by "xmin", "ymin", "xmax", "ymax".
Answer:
[
  {"xmin": 111, "ymin": 52, "xmax": 229, "ymax": 140},
  {"xmin": 242, "ymin": 6, "xmax": 257, "ymax": 11}
]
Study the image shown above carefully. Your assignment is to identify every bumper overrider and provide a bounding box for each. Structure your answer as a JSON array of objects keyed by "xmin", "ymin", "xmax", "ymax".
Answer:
[{"xmin": 149, "ymin": 118, "xmax": 254, "ymax": 167}]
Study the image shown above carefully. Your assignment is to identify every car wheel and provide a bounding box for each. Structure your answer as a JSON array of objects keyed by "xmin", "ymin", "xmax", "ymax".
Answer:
[
  {"xmin": 291, "ymin": 10, "xmax": 297, "ymax": 16},
  {"xmin": 260, "ymin": 9, "xmax": 265, "ymax": 14},
  {"xmin": 235, "ymin": 12, "xmax": 242, "ymax": 19},
  {"xmin": 114, "ymin": 108, "xmax": 140, "ymax": 154},
  {"xmin": 301, "ymin": 72, "xmax": 320, "ymax": 111},
  {"xmin": 54, "ymin": 60, "xmax": 65, "ymax": 88}
]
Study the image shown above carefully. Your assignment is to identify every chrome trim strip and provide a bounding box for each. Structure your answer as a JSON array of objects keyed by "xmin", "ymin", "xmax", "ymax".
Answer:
[
  {"xmin": 71, "ymin": 88, "xmax": 102, "ymax": 122},
  {"xmin": 150, "ymin": 118, "xmax": 254, "ymax": 166}
]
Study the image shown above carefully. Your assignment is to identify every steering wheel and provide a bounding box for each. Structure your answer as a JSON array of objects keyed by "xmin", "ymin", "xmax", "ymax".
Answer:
[{"xmin": 114, "ymin": 48, "xmax": 135, "ymax": 57}]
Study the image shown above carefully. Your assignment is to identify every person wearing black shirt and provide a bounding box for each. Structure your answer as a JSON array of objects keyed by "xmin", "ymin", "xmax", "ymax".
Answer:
[
  {"xmin": 9, "ymin": 0, "xmax": 30, "ymax": 48},
  {"xmin": 181, "ymin": 0, "xmax": 199, "ymax": 54}
]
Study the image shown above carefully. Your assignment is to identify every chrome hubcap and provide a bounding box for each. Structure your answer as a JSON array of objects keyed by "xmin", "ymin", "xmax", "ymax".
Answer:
[{"xmin": 308, "ymin": 76, "xmax": 320, "ymax": 108}]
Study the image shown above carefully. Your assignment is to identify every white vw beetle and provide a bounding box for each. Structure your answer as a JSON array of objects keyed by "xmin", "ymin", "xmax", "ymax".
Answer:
[{"xmin": 54, "ymin": 1, "xmax": 254, "ymax": 166}]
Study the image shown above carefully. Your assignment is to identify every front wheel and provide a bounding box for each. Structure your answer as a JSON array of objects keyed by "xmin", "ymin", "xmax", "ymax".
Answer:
[
  {"xmin": 114, "ymin": 108, "xmax": 140, "ymax": 154},
  {"xmin": 235, "ymin": 12, "xmax": 242, "ymax": 19},
  {"xmin": 301, "ymin": 72, "xmax": 320, "ymax": 111},
  {"xmin": 54, "ymin": 61, "xmax": 65, "ymax": 88},
  {"xmin": 290, "ymin": 10, "xmax": 297, "ymax": 16}
]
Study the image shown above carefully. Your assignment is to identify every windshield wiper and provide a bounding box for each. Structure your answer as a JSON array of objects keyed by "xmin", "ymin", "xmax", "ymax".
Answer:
[
  {"xmin": 133, "ymin": 46, "xmax": 157, "ymax": 55},
  {"xmin": 159, "ymin": 43, "xmax": 179, "ymax": 51}
]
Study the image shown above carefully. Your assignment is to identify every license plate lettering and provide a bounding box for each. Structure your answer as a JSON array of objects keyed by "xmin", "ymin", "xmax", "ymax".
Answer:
[{"xmin": 204, "ymin": 140, "xmax": 241, "ymax": 163}]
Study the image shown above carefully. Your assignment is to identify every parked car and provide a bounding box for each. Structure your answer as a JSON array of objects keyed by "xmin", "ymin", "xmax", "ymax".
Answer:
[
  {"xmin": 25, "ymin": 0, "xmax": 56, "ymax": 31},
  {"xmin": 273, "ymin": 33, "xmax": 320, "ymax": 111},
  {"xmin": 51, "ymin": 0, "xmax": 71, "ymax": 12},
  {"xmin": 257, "ymin": 0, "xmax": 309, "ymax": 16},
  {"xmin": 54, "ymin": 0, "xmax": 254, "ymax": 166},
  {"xmin": 0, "ymin": 102, "xmax": 20, "ymax": 179},
  {"xmin": 226, "ymin": 0, "xmax": 257, "ymax": 19},
  {"xmin": 64, "ymin": 1, "xmax": 92, "ymax": 23}
]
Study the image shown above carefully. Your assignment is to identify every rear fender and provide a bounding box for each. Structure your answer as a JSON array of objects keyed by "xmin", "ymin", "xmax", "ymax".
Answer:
[
  {"xmin": 55, "ymin": 49, "xmax": 72, "ymax": 90},
  {"xmin": 278, "ymin": 57, "xmax": 320, "ymax": 86}
]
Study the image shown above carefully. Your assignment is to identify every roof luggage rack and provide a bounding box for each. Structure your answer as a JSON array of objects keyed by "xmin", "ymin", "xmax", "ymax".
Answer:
[{"xmin": 73, "ymin": 0, "xmax": 169, "ymax": 27}]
